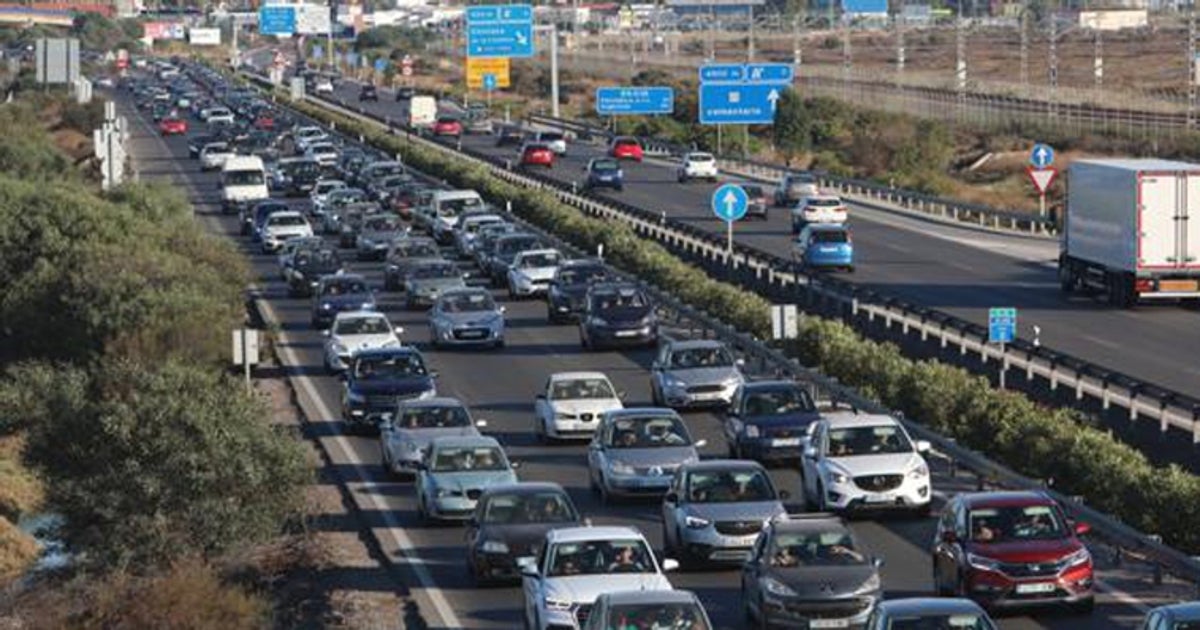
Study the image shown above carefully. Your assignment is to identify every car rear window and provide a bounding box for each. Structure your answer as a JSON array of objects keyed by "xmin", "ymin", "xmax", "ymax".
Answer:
[{"xmin": 811, "ymin": 229, "xmax": 849, "ymax": 244}]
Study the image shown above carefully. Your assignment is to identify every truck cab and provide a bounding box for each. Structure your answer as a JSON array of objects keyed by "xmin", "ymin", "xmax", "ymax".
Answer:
[{"xmin": 221, "ymin": 155, "xmax": 268, "ymax": 215}]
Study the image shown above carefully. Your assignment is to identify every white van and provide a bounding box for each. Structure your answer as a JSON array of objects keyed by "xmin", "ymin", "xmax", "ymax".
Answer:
[
  {"xmin": 221, "ymin": 155, "xmax": 269, "ymax": 215},
  {"xmin": 402, "ymin": 95, "xmax": 437, "ymax": 130},
  {"xmin": 430, "ymin": 189, "xmax": 485, "ymax": 243}
]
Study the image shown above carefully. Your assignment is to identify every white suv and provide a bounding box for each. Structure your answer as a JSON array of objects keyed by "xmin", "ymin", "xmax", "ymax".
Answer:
[
  {"xmin": 322, "ymin": 310, "xmax": 404, "ymax": 373},
  {"xmin": 800, "ymin": 412, "xmax": 932, "ymax": 515},
  {"xmin": 677, "ymin": 152, "xmax": 718, "ymax": 183},
  {"xmin": 260, "ymin": 211, "xmax": 314, "ymax": 253},
  {"xmin": 791, "ymin": 194, "xmax": 848, "ymax": 233},
  {"xmin": 521, "ymin": 526, "xmax": 677, "ymax": 630}
]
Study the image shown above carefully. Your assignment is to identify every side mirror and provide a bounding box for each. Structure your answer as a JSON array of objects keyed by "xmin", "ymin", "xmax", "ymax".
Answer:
[
  {"xmin": 1074, "ymin": 522, "xmax": 1092, "ymax": 536},
  {"xmin": 617, "ymin": 391, "xmax": 627, "ymax": 401},
  {"xmin": 499, "ymin": 305, "xmax": 507, "ymax": 314},
  {"xmin": 510, "ymin": 460, "xmax": 521, "ymax": 469},
  {"xmin": 661, "ymin": 558, "xmax": 680, "ymax": 572},
  {"xmin": 694, "ymin": 439, "xmax": 708, "ymax": 448},
  {"xmin": 429, "ymin": 371, "xmax": 440, "ymax": 379},
  {"xmin": 518, "ymin": 558, "xmax": 538, "ymax": 576},
  {"xmin": 778, "ymin": 490, "xmax": 790, "ymax": 501},
  {"xmin": 940, "ymin": 530, "xmax": 958, "ymax": 544},
  {"xmin": 394, "ymin": 326, "xmax": 405, "ymax": 335},
  {"xmin": 735, "ymin": 358, "xmax": 746, "ymax": 367},
  {"xmin": 664, "ymin": 492, "xmax": 678, "ymax": 505},
  {"xmin": 915, "ymin": 440, "xmax": 932, "ymax": 453},
  {"xmin": 803, "ymin": 445, "xmax": 818, "ymax": 459},
  {"xmin": 322, "ymin": 329, "xmax": 331, "ymax": 337},
  {"xmin": 872, "ymin": 557, "xmax": 885, "ymax": 569},
  {"xmin": 650, "ymin": 362, "xmax": 662, "ymax": 371},
  {"xmin": 475, "ymin": 419, "xmax": 488, "ymax": 428}
]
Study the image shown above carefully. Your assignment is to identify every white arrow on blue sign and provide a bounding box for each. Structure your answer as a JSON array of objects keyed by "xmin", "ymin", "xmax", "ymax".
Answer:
[
  {"xmin": 988, "ymin": 307, "xmax": 1018, "ymax": 344},
  {"xmin": 712, "ymin": 184, "xmax": 749, "ymax": 222},
  {"xmin": 466, "ymin": 4, "xmax": 534, "ymax": 59},
  {"xmin": 482, "ymin": 73, "xmax": 497, "ymax": 91},
  {"xmin": 1029, "ymin": 143, "xmax": 1055, "ymax": 169},
  {"xmin": 699, "ymin": 84, "xmax": 785, "ymax": 125}
]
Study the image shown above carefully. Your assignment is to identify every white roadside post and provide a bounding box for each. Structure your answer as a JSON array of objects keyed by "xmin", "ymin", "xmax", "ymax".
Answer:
[{"xmin": 232, "ymin": 328, "xmax": 261, "ymax": 391}]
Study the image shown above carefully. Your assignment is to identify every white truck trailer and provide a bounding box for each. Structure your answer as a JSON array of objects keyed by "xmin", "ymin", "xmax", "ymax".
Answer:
[{"xmin": 1060, "ymin": 159, "xmax": 1200, "ymax": 306}]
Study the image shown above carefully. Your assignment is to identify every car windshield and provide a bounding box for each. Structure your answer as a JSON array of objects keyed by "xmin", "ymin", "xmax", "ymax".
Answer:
[
  {"xmin": 688, "ymin": 153, "xmax": 714, "ymax": 162},
  {"xmin": 225, "ymin": 169, "xmax": 264, "ymax": 186},
  {"xmin": 606, "ymin": 603, "xmax": 711, "ymax": 630},
  {"xmin": 593, "ymin": 289, "xmax": 649, "ymax": 310},
  {"xmin": 811, "ymin": 229, "xmax": 849, "ymax": 244},
  {"xmin": 316, "ymin": 181, "xmax": 344, "ymax": 194},
  {"xmin": 397, "ymin": 243, "xmax": 440, "ymax": 258},
  {"xmin": 410, "ymin": 263, "xmax": 458, "ymax": 279},
  {"xmin": 430, "ymin": 446, "xmax": 507, "ymax": 472},
  {"xmin": 204, "ymin": 143, "xmax": 228, "ymax": 152},
  {"xmin": 786, "ymin": 174, "xmax": 816, "ymax": 186},
  {"xmin": 331, "ymin": 190, "xmax": 367, "ymax": 204},
  {"xmin": 807, "ymin": 198, "xmax": 844, "ymax": 208},
  {"xmin": 550, "ymin": 378, "xmax": 616, "ymax": 401},
  {"xmin": 442, "ymin": 197, "xmax": 484, "ymax": 214},
  {"xmin": 438, "ymin": 117, "xmax": 458, "ymax": 124},
  {"xmin": 887, "ymin": 614, "xmax": 995, "ymax": 630},
  {"xmin": 742, "ymin": 387, "xmax": 816, "ymax": 416},
  {"xmin": 558, "ymin": 267, "xmax": 605, "ymax": 286},
  {"xmin": 322, "ymin": 280, "xmax": 369, "ymax": 296},
  {"xmin": 827, "ymin": 425, "xmax": 912, "ymax": 457},
  {"xmin": 268, "ymin": 215, "xmax": 306, "ymax": 227},
  {"xmin": 394, "ymin": 405, "xmax": 469, "ymax": 429},
  {"xmin": 592, "ymin": 159, "xmax": 619, "ymax": 172},
  {"xmin": 539, "ymin": 132, "xmax": 563, "ymax": 142},
  {"xmin": 286, "ymin": 161, "xmax": 320, "ymax": 176},
  {"xmin": 686, "ymin": 469, "xmax": 775, "ymax": 503},
  {"xmin": 669, "ymin": 346, "xmax": 734, "ymax": 369},
  {"xmin": 498, "ymin": 237, "xmax": 539, "ymax": 256},
  {"xmin": 480, "ymin": 491, "xmax": 576, "ymax": 524},
  {"xmin": 546, "ymin": 539, "xmax": 654, "ymax": 577},
  {"xmin": 295, "ymin": 250, "xmax": 339, "ymax": 268},
  {"xmin": 743, "ymin": 185, "xmax": 765, "ymax": 197},
  {"xmin": 615, "ymin": 139, "xmax": 639, "ymax": 148},
  {"xmin": 606, "ymin": 416, "xmax": 689, "ymax": 448},
  {"xmin": 519, "ymin": 252, "xmax": 560, "ymax": 268},
  {"xmin": 440, "ymin": 292, "xmax": 495, "ymax": 313},
  {"xmin": 365, "ymin": 216, "xmax": 401, "ymax": 231},
  {"xmin": 353, "ymin": 354, "xmax": 426, "ymax": 381},
  {"xmin": 465, "ymin": 218, "xmax": 502, "ymax": 233},
  {"xmin": 968, "ymin": 505, "xmax": 1068, "ymax": 543},
  {"xmin": 768, "ymin": 530, "xmax": 867, "ymax": 567},
  {"xmin": 334, "ymin": 316, "xmax": 391, "ymax": 336}
]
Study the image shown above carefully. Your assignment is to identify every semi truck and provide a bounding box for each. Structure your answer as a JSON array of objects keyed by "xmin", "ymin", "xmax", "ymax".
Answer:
[{"xmin": 1060, "ymin": 159, "xmax": 1200, "ymax": 306}]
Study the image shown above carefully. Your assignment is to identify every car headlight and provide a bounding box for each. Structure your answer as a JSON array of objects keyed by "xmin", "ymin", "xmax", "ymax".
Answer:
[
  {"xmin": 417, "ymin": 388, "xmax": 436, "ymax": 400},
  {"xmin": 908, "ymin": 463, "xmax": 930, "ymax": 479},
  {"xmin": 684, "ymin": 515, "xmax": 711, "ymax": 529},
  {"xmin": 1064, "ymin": 548, "xmax": 1091, "ymax": 568},
  {"xmin": 967, "ymin": 552, "xmax": 1001, "ymax": 572},
  {"xmin": 762, "ymin": 577, "xmax": 797, "ymax": 598},
  {"xmin": 828, "ymin": 470, "xmax": 851, "ymax": 485},
  {"xmin": 544, "ymin": 597, "xmax": 573, "ymax": 611},
  {"xmin": 723, "ymin": 374, "xmax": 744, "ymax": 387},
  {"xmin": 434, "ymin": 487, "xmax": 452, "ymax": 498},
  {"xmin": 640, "ymin": 314, "xmax": 657, "ymax": 326},
  {"xmin": 744, "ymin": 424, "xmax": 760, "ymax": 438},
  {"xmin": 589, "ymin": 316, "xmax": 609, "ymax": 327},
  {"xmin": 853, "ymin": 573, "xmax": 881, "ymax": 595},
  {"xmin": 332, "ymin": 343, "xmax": 349, "ymax": 355},
  {"xmin": 321, "ymin": 303, "xmax": 333, "ymax": 310},
  {"xmin": 608, "ymin": 460, "xmax": 635, "ymax": 475},
  {"xmin": 481, "ymin": 540, "xmax": 509, "ymax": 554},
  {"xmin": 662, "ymin": 374, "xmax": 686, "ymax": 389},
  {"xmin": 346, "ymin": 391, "xmax": 365, "ymax": 404},
  {"xmin": 404, "ymin": 441, "xmax": 420, "ymax": 452},
  {"xmin": 361, "ymin": 302, "xmax": 375, "ymax": 309}
]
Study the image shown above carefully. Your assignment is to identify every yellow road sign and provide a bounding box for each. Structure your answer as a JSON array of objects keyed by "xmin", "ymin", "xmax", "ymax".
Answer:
[{"xmin": 466, "ymin": 57, "xmax": 510, "ymax": 89}]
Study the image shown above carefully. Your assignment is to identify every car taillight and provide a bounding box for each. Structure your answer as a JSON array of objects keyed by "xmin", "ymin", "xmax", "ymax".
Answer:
[{"xmin": 1135, "ymin": 278, "xmax": 1154, "ymax": 293}]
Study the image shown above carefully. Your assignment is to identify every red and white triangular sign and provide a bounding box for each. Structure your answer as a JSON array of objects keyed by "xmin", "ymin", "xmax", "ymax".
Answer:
[{"xmin": 1027, "ymin": 166, "xmax": 1057, "ymax": 194}]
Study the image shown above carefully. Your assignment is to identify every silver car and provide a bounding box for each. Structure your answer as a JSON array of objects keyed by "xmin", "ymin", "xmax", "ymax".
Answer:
[
  {"xmin": 416, "ymin": 435, "xmax": 518, "ymax": 522},
  {"xmin": 356, "ymin": 213, "xmax": 407, "ymax": 261},
  {"xmin": 587, "ymin": 409, "xmax": 705, "ymax": 503},
  {"xmin": 405, "ymin": 260, "xmax": 469, "ymax": 309},
  {"xmin": 650, "ymin": 339, "xmax": 745, "ymax": 409},
  {"xmin": 428, "ymin": 288, "xmax": 506, "ymax": 349},
  {"xmin": 453, "ymin": 213, "xmax": 506, "ymax": 259},
  {"xmin": 661, "ymin": 460, "xmax": 787, "ymax": 567},
  {"xmin": 379, "ymin": 397, "xmax": 487, "ymax": 478}
]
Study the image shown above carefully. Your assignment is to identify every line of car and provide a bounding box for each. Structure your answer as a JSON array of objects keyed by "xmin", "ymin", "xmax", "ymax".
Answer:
[{"xmin": 144, "ymin": 62, "xmax": 1194, "ymax": 630}]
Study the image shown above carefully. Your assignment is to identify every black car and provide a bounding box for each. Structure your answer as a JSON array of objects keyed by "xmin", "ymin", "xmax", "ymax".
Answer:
[
  {"xmin": 395, "ymin": 86, "xmax": 415, "ymax": 101},
  {"xmin": 310, "ymin": 273, "xmax": 376, "ymax": 328},
  {"xmin": 383, "ymin": 237, "xmax": 442, "ymax": 290},
  {"xmin": 494, "ymin": 126, "xmax": 524, "ymax": 148},
  {"xmin": 287, "ymin": 247, "xmax": 343, "ymax": 297},
  {"xmin": 722, "ymin": 380, "xmax": 820, "ymax": 462},
  {"xmin": 547, "ymin": 259, "xmax": 609, "ymax": 324},
  {"xmin": 741, "ymin": 514, "xmax": 882, "ymax": 628},
  {"xmin": 359, "ymin": 84, "xmax": 378, "ymax": 102},
  {"xmin": 485, "ymin": 233, "xmax": 543, "ymax": 286},
  {"xmin": 579, "ymin": 283, "xmax": 658, "ymax": 350},
  {"xmin": 280, "ymin": 158, "xmax": 322, "ymax": 197},
  {"xmin": 341, "ymin": 348, "xmax": 437, "ymax": 434},
  {"xmin": 466, "ymin": 482, "xmax": 581, "ymax": 585}
]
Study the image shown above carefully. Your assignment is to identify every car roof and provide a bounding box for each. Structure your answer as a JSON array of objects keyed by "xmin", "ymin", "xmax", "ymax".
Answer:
[
  {"xmin": 807, "ymin": 223, "xmax": 849, "ymax": 232},
  {"xmin": 823, "ymin": 412, "xmax": 900, "ymax": 429},
  {"xmin": 771, "ymin": 513, "xmax": 849, "ymax": 533},
  {"xmin": 561, "ymin": 258, "xmax": 604, "ymax": 268},
  {"xmin": 959, "ymin": 491, "xmax": 1059, "ymax": 510},
  {"xmin": 604, "ymin": 407, "xmax": 680, "ymax": 421},
  {"xmin": 1152, "ymin": 602, "xmax": 1200, "ymax": 620},
  {"xmin": 600, "ymin": 590, "xmax": 700, "ymax": 606},
  {"xmin": 321, "ymin": 273, "xmax": 367, "ymax": 284},
  {"xmin": 679, "ymin": 459, "xmax": 766, "ymax": 474},
  {"xmin": 516, "ymin": 248, "xmax": 559, "ymax": 257},
  {"xmin": 804, "ymin": 194, "xmax": 842, "ymax": 201},
  {"xmin": 588, "ymin": 281, "xmax": 641, "ymax": 293},
  {"xmin": 664, "ymin": 339, "xmax": 727, "ymax": 351},
  {"xmin": 875, "ymin": 597, "xmax": 988, "ymax": 617},
  {"xmin": 397, "ymin": 397, "xmax": 465, "ymax": 410},
  {"xmin": 480, "ymin": 481, "xmax": 568, "ymax": 497},
  {"xmin": 741, "ymin": 380, "xmax": 803, "ymax": 391},
  {"xmin": 550, "ymin": 371, "xmax": 611, "ymax": 382},
  {"xmin": 352, "ymin": 347, "xmax": 420, "ymax": 361},
  {"xmin": 545, "ymin": 525, "xmax": 644, "ymax": 543},
  {"xmin": 332, "ymin": 310, "xmax": 387, "ymax": 322},
  {"xmin": 429, "ymin": 435, "xmax": 501, "ymax": 449}
]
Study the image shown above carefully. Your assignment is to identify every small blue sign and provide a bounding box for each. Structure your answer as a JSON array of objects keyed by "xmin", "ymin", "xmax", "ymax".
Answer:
[
  {"xmin": 988, "ymin": 307, "xmax": 1018, "ymax": 344},
  {"xmin": 744, "ymin": 63, "xmax": 794, "ymax": 83},
  {"xmin": 311, "ymin": 44, "xmax": 323, "ymax": 59},
  {"xmin": 843, "ymin": 0, "xmax": 888, "ymax": 14},
  {"xmin": 482, "ymin": 73, "xmax": 497, "ymax": 91},
  {"xmin": 258, "ymin": 5, "xmax": 296, "ymax": 36},
  {"xmin": 595, "ymin": 86, "xmax": 674, "ymax": 115},
  {"xmin": 699, "ymin": 64, "xmax": 746, "ymax": 83},
  {"xmin": 1029, "ymin": 144, "xmax": 1055, "ymax": 169},
  {"xmin": 712, "ymin": 184, "xmax": 749, "ymax": 223},
  {"xmin": 700, "ymin": 83, "xmax": 785, "ymax": 125},
  {"xmin": 374, "ymin": 58, "xmax": 387, "ymax": 73},
  {"xmin": 466, "ymin": 4, "xmax": 534, "ymax": 59}
]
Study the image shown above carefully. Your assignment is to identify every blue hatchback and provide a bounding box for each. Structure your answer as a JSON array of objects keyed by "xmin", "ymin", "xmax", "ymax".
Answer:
[
  {"xmin": 794, "ymin": 223, "xmax": 854, "ymax": 272},
  {"xmin": 583, "ymin": 157, "xmax": 624, "ymax": 192}
]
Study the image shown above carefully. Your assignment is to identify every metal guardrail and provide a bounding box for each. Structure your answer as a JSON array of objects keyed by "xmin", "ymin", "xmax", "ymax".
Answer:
[
  {"xmin": 239, "ymin": 72, "xmax": 1200, "ymax": 589},
  {"xmin": 527, "ymin": 113, "xmax": 1057, "ymax": 236}
]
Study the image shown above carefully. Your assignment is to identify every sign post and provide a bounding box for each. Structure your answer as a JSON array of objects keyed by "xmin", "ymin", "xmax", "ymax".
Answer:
[
  {"xmin": 232, "ymin": 328, "xmax": 260, "ymax": 391},
  {"xmin": 988, "ymin": 307, "xmax": 1017, "ymax": 389},
  {"xmin": 711, "ymin": 183, "xmax": 749, "ymax": 266},
  {"xmin": 1027, "ymin": 144, "xmax": 1056, "ymax": 218}
]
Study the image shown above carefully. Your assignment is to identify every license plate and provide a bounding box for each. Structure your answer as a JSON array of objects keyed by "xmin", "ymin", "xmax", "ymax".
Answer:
[
  {"xmin": 458, "ymin": 330, "xmax": 485, "ymax": 339},
  {"xmin": 863, "ymin": 493, "xmax": 893, "ymax": 504},
  {"xmin": 772, "ymin": 438, "xmax": 802, "ymax": 447},
  {"xmin": 615, "ymin": 330, "xmax": 639, "ymax": 337},
  {"xmin": 1160, "ymin": 279, "xmax": 1199, "ymax": 292},
  {"xmin": 1015, "ymin": 582, "xmax": 1056, "ymax": 594},
  {"xmin": 810, "ymin": 620, "xmax": 849, "ymax": 629}
]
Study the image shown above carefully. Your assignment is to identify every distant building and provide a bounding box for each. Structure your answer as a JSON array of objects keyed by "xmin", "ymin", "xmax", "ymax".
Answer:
[{"xmin": 665, "ymin": 0, "xmax": 765, "ymax": 18}]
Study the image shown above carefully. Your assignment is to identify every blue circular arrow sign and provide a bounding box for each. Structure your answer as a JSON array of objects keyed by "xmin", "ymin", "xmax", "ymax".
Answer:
[
  {"xmin": 1029, "ymin": 143, "xmax": 1055, "ymax": 169},
  {"xmin": 711, "ymin": 183, "xmax": 748, "ymax": 222}
]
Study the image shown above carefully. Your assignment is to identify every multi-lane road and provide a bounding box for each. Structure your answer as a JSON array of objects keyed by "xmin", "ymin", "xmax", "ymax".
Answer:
[
  {"xmin": 121, "ymin": 82, "xmax": 1178, "ymax": 630},
  {"xmin": 321, "ymin": 80, "xmax": 1200, "ymax": 407}
]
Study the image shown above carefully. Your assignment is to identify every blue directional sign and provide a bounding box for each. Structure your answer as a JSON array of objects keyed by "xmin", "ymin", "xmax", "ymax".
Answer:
[
  {"xmin": 700, "ymin": 83, "xmax": 785, "ymax": 125},
  {"xmin": 482, "ymin": 73, "xmax": 497, "ymax": 92},
  {"xmin": 595, "ymin": 86, "xmax": 674, "ymax": 115},
  {"xmin": 374, "ymin": 58, "xmax": 387, "ymax": 73},
  {"xmin": 699, "ymin": 64, "xmax": 746, "ymax": 83},
  {"xmin": 988, "ymin": 307, "xmax": 1018, "ymax": 344},
  {"xmin": 712, "ymin": 184, "xmax": 749, "ymax": 223},
  {"xmin": 466, "ymin": 4, "xmax": 534, "ymax": 59},
  {"xmin": 744, "ymin": 63, "xmax": 794, "ymax": 83},
  {"xmin": 258, "ymin": 6, "xmax": 296, "ymax": 36},
  {"xmin": 1030, "ymin": 143, "xmax": 1055, "ymax": 169}
]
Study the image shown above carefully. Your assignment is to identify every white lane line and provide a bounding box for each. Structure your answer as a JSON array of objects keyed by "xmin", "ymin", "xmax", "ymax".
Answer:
[
  {"xmin": 127, "ymin": 106, "xmax": 463, "ymax": 630},
  {"xmin": 1095, "ymin": 578, "xmax": 1152, "ymax": 614},
  {"xmin": 1081, "ymin": 334, "xmax": 1122, "ymax": 351}
]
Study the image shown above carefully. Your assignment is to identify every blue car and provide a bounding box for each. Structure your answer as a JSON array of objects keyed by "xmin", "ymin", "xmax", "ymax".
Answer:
[
  {"xmin": 246, "ymin": 200, "xmax": 290, "ymax": 240},
  {"xmin": 722, "ymin": 380, "xmax": 821, "ymax": 462},
  {"xmin": 341, "ymin": 347, "xmax": 438, "ymax": 433},
  {"xmin": 310, "ymin": 273, "xmax": 377, "ymax": 328},
  {"xmin": 793, "ymin": 223, "xmax": 854, "ymax": 272},
  {"xmin": 583, "ymin": 157, "xmax": 624, "ymax": 192}
]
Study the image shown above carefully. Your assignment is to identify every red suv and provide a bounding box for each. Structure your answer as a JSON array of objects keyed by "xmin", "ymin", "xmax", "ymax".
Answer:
[
  {"xmin": 932, "ymin": 491, "xmax": 1094, "ymax": 614},
  {"xmin": 608, "ymin": 136, "xmax": 644, "ymax": 162},
  {"xmin": 519, "ymin": 142, "xmax": 555, "ymax": 169}
]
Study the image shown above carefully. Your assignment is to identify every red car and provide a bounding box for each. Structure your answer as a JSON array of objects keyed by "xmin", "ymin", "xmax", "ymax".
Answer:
[
  {"xmin": 253, "ymin": 114, "xmax": 276, "ymax": 130},
  {"xmin": 158, "ymin": 117, "xmax": 188, "ymax": 135},
  {"xmin": 609, "ymin": 136, "xmax": 644, "ymax": 162},
  {"xmin": 519, "ymin": 142, "xmax": 555, "ymax": 169},
  {"xmin": 432, "ymin": 116, "xmax": 463, "ymax": 137},
  {"xmin": 932, "ymin": 491, "xmax": 1094, "ymax": 614}
]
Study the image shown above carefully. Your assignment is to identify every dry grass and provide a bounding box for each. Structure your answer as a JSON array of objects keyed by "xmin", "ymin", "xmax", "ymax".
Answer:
[{"xmin": 0, "ymin": 517, "xmax": 39, "ymax": 584}]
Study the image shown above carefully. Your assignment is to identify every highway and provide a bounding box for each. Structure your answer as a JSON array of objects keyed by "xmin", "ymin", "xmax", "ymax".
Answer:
[
  {"xmin": 121, "ymin": 82, "xmax": 1171, "ymax": 630},
  {"xmin": 323, "ymin": 81, "xmax": 1200, "ymax": 406}
]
